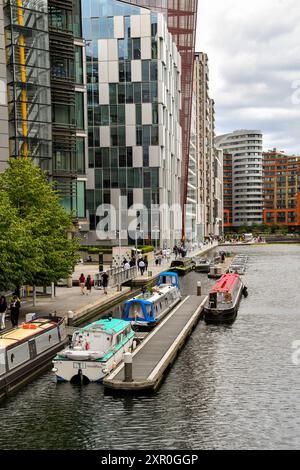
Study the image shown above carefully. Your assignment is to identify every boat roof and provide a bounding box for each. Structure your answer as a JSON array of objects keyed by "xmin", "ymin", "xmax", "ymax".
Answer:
[
  {"xmin": 210, "ymin": 274, "xmax": 240, "ymax": 294},
  {"xmin": 126, "ymin": 285, "xmax": 176, "ymax": 305},
  {"xmin": 81, "ymin": 318, "xmax": 129, "ymax": 335},
  {"xmin": 0, "ymin": 319, "xmax": 58, "ymax": 348},
  {"xmin": 159, "ymin": 271, "xmax": 179, "ymax": 278}
]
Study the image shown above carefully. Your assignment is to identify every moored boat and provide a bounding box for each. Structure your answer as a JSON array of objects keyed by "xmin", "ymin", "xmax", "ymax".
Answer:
[
  {"xmin": 194, "ymin": 258, "xmax": 212, "ymax": 273},
  {"xmin": 169, "ymin": 258, "xmax": 195, "ymax": 276},
  {"xmin": 122, "ymin": 272, "xmax": 181, "ymax": 329},
  {"xmin": 204, "ymin": 273, "xmax": 248, "ymax": 324},
  {"xmin": 52, "ymin": 318, "xmax": 135, "ymax": 383},
  {"xmin": 0, "ymin": 315, "xmax": 67, "ymax": 400}
]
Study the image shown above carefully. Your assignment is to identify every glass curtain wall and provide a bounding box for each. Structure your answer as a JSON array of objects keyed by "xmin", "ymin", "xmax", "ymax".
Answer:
[
  {"xmin": 4, "ymin": 0, "xmax": 52, "ymax": 170},
  {"xmin": 82, "ymin": 0, "xmax": 160, "ymax": 240}
]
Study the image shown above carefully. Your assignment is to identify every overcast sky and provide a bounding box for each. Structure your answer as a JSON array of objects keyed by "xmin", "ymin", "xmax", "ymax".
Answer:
[{"xmin": 196, "ymin": 0, "xmax": 300, "ymax": 154}]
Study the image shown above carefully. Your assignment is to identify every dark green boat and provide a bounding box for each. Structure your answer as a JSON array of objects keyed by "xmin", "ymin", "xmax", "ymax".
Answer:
[{"xmin": 169, "ymin": 258, "xmax": 195, "ymax": 276}]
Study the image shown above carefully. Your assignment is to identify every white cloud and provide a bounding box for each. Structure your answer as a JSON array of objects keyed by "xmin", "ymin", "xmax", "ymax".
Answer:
[{"xmin": 196, "ymin": 0, "xmax": 300, "ymax": 153}]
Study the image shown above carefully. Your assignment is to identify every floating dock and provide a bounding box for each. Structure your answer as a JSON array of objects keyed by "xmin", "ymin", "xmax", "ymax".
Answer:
[{"xmin": 103, "ymin": 294, "xmax": 207, "ymax": 393}]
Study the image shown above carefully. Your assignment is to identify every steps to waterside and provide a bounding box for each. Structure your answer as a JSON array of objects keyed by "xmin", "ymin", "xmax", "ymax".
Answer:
[{"xmin": 103, "ymin": 295, "xmax": 207, "ymax": 393}]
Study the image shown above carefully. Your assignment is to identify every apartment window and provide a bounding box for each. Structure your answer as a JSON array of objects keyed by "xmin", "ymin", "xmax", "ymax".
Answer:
[
  {"xmin": 75, "ymin": 46, "xmax": 83, "ymax": 84},
  {"xmin": 76, "ymin": 137, "xmax": 85, "ymax": 173},
  {"xmin": 75, "ymin": 92, "xmax": 84, "ymax": 129},
  {"xmin": 133, "ymin": 39, "xmax": 141, "ymax": 59}
]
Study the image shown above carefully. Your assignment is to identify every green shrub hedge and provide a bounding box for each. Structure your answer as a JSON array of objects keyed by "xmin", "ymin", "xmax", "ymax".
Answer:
[{"xmin": 80, "ymin": 246, "xmax": 112, "ymax": 254}]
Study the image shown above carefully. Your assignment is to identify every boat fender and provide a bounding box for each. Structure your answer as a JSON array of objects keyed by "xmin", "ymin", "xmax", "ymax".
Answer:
[{"xmin": 242, "ymin": 286, "xmax": 248, "ymax": 297}]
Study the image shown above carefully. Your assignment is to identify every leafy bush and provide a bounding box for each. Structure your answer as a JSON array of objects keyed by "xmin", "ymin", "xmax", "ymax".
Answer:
[
  {"xmin": 80, "ymin": 246, "xmax": 112, "ymax": 254},
  {"xmin": 137, "ymin": 245, "xmax": 155, "ymax": 253}
]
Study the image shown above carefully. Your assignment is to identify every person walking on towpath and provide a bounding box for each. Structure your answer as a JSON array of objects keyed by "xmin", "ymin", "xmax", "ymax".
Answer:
[
  {"xmin": 85, "ymin": 275, "xmax": 93, "ymax": 295},
  {"xmin": 101, "ymin": 271, "xmax": 109, "ymax": 295},
  {"xmin": 79, "ymin": 273, "xmax": 86, "ymax": 295},
  {"xmin": 0, "ymin": 296, "xmax": 7, "ymax": 330},
  {"xmin": 138, "ymin": 259, "xmax": 146, "ymax": 276},
  {"xmin": 10, "ymin": 295, "xmax": 21, "ymax": 328}
]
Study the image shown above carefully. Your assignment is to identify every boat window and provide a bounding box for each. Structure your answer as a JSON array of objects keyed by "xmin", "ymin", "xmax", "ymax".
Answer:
[
  {"xmin": 11, "ymin": 354, "xmax": 15, "ymax": 363},
  {"xmin": 131, "ymin": 302, "xmax": 144, "ymax": 319},
  {"xmin": 48, "ymin": 335, "xmax": 52, "ymax": 342}
]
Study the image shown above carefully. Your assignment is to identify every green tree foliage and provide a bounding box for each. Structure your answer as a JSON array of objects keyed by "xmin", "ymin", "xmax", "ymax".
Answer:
[{"xmin": 0, "ymin": 158, "xmax": 80, "ymax": 291}]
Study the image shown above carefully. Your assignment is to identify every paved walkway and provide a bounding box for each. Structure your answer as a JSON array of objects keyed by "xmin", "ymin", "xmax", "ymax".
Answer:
[{"xmin": 1, "ymin": 242, "xmax": 218, "ymax": 331}]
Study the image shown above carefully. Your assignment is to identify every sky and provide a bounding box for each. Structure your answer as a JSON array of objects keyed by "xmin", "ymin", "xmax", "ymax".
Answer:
[{"xmin": 196, "ymin": 0, "xmax": 300, "ymax": 154}]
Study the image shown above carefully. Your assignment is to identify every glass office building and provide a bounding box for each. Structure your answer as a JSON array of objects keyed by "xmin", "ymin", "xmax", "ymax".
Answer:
[
  {"xmin": 4, "ymin": 0, "xmax": 52, "ymax": 169},
  {"xmin": 82, "ymin": 0, "xmax": 182, "ymax": 246},
  {"xmin": 125, "ymin": 0, "xmax": 198, "ymax": 234},
  {"xmin": 2, "ymin": 0, "xmax": 88, "ymax": 220}
]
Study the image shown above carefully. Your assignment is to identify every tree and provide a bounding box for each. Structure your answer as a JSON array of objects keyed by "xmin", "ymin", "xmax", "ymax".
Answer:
[{"xmin": 0, "ymin": 158, "xmax": 80, "ymax": 290}]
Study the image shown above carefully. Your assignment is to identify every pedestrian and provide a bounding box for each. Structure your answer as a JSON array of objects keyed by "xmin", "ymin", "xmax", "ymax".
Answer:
[
  {"xmin": 101, "ymin": 271, "xmax": 109, "ymax": 294},
  {"xmin": 166, "ymin": 249, "xmax": 171, "ymax": 262},
  {"xmin": 124, "ymin": 261, "xmax": 131, "ymax": 270},
  {"xmin": 158, "ymin": 254, "xmax": 162, "ymax": 265},
  {"xmin": 138, "ymin": 259, "xmax": 145, "ymax": 276},
  {"xmin": 173, "ymin": 245, "xmax": 178, "ymax": 259},
  {"xmin": 143, "ymin": 256, "xmax": 148, "ymax": 271},
  {"xmin": 129, "ymin": 258, "xmax": 135, "ymax": 268},
  {"xmin": 10, "ymin": 295, "xmax": 21, "ymax": 328},
  {"xmin": 85, "ymin": 275, "xmax": 93, "ymax": 295},
  {"xmin": 155, "ymin": 255, "xmax": 159, "ymax": 266},
  {"xmin": 0, "ymin": 296, "xmax": 7, "ymax": 330},
  {"xmin": 79, "ymin": 273, "xmax": 86, "ymax": 295}
]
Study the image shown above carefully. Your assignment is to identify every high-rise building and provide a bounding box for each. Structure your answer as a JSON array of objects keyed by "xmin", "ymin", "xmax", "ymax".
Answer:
[
  {"xmin": 216, "ymin": 130, "xmax": 263, "ymax": 227},
  {"xmin": 82, "ymin": 0, "xmax": 182, "ymax": 247},
  {"xmin": 194, "ymin": 52, "xmax": 223, "ymax": 238},
  {"xmin": 125, "ymin": 0, "xmax": 198, "ymax": 234},
  {"xmin": 0, "ymin": 0, "xmax": 9, "ymax": 171},
  {"xmin": 186, "ymin": 92, "xmax": 197, "ymax": 241},
  {"xmin": 223, "ymin": 151, "xmax": 233, "ymax": 229},
  {"xmin": 2, "ymin": 0, "xmax": 88, "ymax": 220},
  {"xmin": 48, "ymin": 0, "xmax": 88, "ymax": 218},
  {"xmin": 263, "ymin": 149, "xmax": 300, "ymax": 230},
  {"xmin": 213, "ymin": 146, "xmax": 223, "ymax": 236}
]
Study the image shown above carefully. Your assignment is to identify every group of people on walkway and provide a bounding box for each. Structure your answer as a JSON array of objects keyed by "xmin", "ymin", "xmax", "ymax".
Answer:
[
  {"xmin": 0, "ymin": 295, "xmax": 21, "ymax": 330},
  {"xmin": 122, "ymin": 255, "xmax": 149, "ymax": 276},
  {"xmin": 79, "ymin": 272, "xmax": 109, "ymax": 295}
]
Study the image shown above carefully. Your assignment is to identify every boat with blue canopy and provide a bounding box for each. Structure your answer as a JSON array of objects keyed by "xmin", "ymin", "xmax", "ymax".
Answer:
[{"xmin": 122, "ymin": 272, "xmax": 181, "ymax": 329}]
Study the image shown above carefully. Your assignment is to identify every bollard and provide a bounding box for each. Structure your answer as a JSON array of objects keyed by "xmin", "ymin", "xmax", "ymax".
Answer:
[
  {"xmin": 123, "ymin": 352, "xmax": 133, "ymax": 382},
  {"xmin": 197, "ymin": 281, "xmax": 202, "ymax": 296},
  {"xmin": 67, "ymin": 310, "xmax": 74, "ymax": 326}
]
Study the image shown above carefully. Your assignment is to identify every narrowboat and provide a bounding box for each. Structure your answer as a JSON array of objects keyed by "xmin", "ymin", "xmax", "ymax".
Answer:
[
  {"xmin": 122, "ymin": 272, "xmax": 181, "ymax": 329},
  {"xmin": 169, "ymin": 258, "xmax": 195, "ymax": 276},
  {"xmin": 52, "ymin": 318, "xmax": 135, "ymax": 384},
  {"xmin": 0, "ymin": 315, "xmax": 67, "ymax": 400},
  {"xmin": 204, "ymin": 273, "xmax": 248, "ymax": 324},
  {"xmin": 194, "ymin": 258, "xmax": 212, "ymax": 273}
]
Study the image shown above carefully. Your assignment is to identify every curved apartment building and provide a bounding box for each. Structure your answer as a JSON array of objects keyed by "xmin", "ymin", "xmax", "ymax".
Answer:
[{"xmin": 216, "ymin": 130, "xmax": 263, "ymax": 227}]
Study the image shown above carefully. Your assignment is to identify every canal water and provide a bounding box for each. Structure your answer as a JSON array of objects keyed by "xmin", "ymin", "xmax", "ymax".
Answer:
[{"xmin": 0, "ymin": 244, "xmax": 300, "ymax": 450}]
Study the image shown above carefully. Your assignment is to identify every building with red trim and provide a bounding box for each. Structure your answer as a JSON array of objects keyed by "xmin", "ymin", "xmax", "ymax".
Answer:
[{"xmin": 263, "ymin": 150, "xmax": 300, "ymax": 230}]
